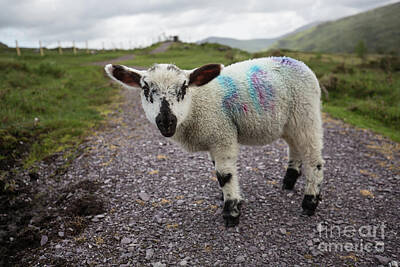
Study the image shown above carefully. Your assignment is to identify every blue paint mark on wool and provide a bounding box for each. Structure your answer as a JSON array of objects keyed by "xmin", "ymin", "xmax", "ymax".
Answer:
[
  {"xmin": 271, "ymin": 56, "xmax": 305, "ymax": 70},
  {"xmin": 217, "ymin": 75, "xmax": 248, "ymax": 114},
  {"xmin": 247, "ymin": 65, "xmax": 275, "ymax": 113},
  {"xmin": 218, "ymin": 75, "xmax": 237, "ymax": 98},
  {"xmin": 247, "ymin": 66, "xmax": 262, "ymax": 113}
]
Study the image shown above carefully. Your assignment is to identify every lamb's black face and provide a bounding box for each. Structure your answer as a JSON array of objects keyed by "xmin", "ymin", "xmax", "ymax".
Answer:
[{"xmin": 155, "ymin": 98, "xmax": 177, "ymax": 137}]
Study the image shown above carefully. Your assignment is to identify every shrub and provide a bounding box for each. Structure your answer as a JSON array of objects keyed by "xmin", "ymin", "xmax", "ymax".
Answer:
[
  {"xmin": 0, "ymin": 62, "xmax": 29, "ymax": 73},
  {"xmin": 270, "ymin": 49, "xmax": 282, "ymax": 57},
  {"xmin": 319, "ymin": 74, "xmax": 339, "ymax": 92},
  {"xmin": 364, "ymin": 55, "xmax": 400, "ymax": 72},
  {"xmin": 380, "ymin": 55, "xmax": 400, "ymax": 72},
  {"xmin": 332, "ymin": 63, "xmax": 354, "ymax": 74},
  {"xmin": 355, "ymin": 40, "xmax": 367, "ymax": 60},
  {"xmin": 35, "ymin": 63, "xmax": 65, "ymax": 78}
]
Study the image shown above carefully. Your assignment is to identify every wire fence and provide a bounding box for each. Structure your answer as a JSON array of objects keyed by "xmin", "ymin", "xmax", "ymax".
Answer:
[{"xmin": 8, "ymin": 35, "xmax": 183, "ymax": 56}]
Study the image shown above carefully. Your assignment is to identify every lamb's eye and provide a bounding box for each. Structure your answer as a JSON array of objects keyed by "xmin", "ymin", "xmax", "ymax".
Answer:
[
  {"xmin": 142, "ymin": 82, "xmax": 152, "ymax": 102},
  {"xmin": 181, "ymin": 82, "xmax": 188, "ymax": 90},
  {"xmin": 142, "ymin": 81, "xmax": 149, "ymax": 90},
  {"xmin": 143, "ymin": 85, "xmax": 149, "ymax": 95},
  {"xmin": 177, "ymin": 81, "xmax": 188, "ymax": 101}
]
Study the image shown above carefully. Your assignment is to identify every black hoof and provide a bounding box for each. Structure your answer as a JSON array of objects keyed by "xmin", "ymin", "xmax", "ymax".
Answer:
[
  {"xmin": 282, "ymin": 168, "xmax": 301, "ymax": 190},
  {"xmin": 223, "ymin": 214, "xmax": 240, "ymax": 227},
  {"xmin": 223, "ymin": 199, "xmax": 241, "ymax": 227},
  {"xmin": 301, "ymin": 194, "xmax": 321, "ymax": 216}
]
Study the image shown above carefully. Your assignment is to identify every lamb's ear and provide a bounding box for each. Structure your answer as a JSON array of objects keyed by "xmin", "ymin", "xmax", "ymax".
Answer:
[
  {"xmin": 188, "ymin": 64, "xmax": 224, "ymax": 86},
  {"xmin": 104, "ymin": 64, "xmax": 144, "ymax": 89}
]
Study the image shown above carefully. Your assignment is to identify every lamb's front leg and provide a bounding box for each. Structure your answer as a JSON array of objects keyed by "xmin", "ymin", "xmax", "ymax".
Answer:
[{"xmin": 210, "ymin": 145, "xmax": 242, "ymax": 227}]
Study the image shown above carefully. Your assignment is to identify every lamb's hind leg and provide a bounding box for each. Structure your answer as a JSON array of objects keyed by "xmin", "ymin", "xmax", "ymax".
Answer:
[
  {"xmin": 210, "ymin": 144, "xmax": 242, "ymax": 227},
  {"xmin": 298, "ymin": 129, "xmax": 324, "ymax": 216},
  {"xmin": 282, "ymin": 138, "xmax": 302, "ymax": 190},
  {"xmin": 284, "ymin": 117, "xmax": 324, "ymax": 215},
  {"xmin": 301, "ymin": 154, "xmax": 324, "ymax": 215}
]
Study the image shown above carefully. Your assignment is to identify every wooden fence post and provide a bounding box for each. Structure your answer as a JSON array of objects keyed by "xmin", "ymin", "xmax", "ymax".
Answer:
[
  {"xmin": 15, "ymin": 40, "xmax": 21, "ymax": 56},
  {"xmin": 58, "ymin": 41, "xmax": 63, "ymax": 55},
  {"xmin": 73, "ymin": 41, "xmax": 77, "ymax": 55},
  {"xmin": 39, "ymin": 40, "xmax": 44, "ymax": 56},
  {"xmin": 102, "ymin": 42, "xmax": 105, "ymax": 51}
]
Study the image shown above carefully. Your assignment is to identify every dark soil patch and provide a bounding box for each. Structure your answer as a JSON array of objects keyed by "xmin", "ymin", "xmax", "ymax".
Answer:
[
  {"xmin": 0, "ymin": 160, "xmax": 106, "ymax": 266},
  {"xmin": 14, "ymin": 227, "xmax": 41, "ymax": 250},
  {"xmin": 67, "ymin": 194, "xmax": 105, "ymax": 217},
  {"xmin": 66, "ymin": 179, "xmax": 101, "ymax": 194}
]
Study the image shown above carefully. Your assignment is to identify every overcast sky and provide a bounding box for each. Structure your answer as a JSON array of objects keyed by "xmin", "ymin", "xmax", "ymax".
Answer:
[{"xmin": 0, "ymin": 0, "xmax": 398, "ymax": 49}]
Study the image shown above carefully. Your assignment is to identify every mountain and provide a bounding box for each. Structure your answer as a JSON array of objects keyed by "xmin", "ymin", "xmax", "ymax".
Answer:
[
  {"xmin": 198, "ymin": 21, "xmax": 322, "ymax": 53},
  {"xmin": 278, "ymin": 21, "xmax": 322, "ymax": 39},
  {"xmin": 270, "ymin": 2, "xmax": 400, "ymax": 54},
  {"xmin": 0, "ymin": 42, "xmax": 8, "ymax": 48}
]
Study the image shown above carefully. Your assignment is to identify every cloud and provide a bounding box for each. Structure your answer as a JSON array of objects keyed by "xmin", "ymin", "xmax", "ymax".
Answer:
[
  {"xmin": 320, "ymin": 0, "xmax": 396, "ymax": 8},
  {"xmin": 0, "ymin": 0, "xmax": 397, "ymax": 48}
]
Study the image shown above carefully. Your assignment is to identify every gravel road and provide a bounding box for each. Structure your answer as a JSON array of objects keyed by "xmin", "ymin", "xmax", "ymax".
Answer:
[
  {"xmin": 149, "ymin": 42, "xmax": 174, "ymax": 54},
  {"xmin": 89, "ymin": 41, "xmax": 174, "ymax": 68},
  {"xmin": 89, "ymin": 55, "xmax": 136, "ymax": 67},
  {"xmin": 13, "ymin": 86, "xmax": 399, "ymax": 266}
]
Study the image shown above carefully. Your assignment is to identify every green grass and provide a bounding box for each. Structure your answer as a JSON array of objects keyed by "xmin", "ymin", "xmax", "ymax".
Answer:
[
  {"xmin": 0, "ymin": 47, "xmax": 137, "ymax": 169},
  {"xmin": 317, "ymin": 59, "xmax": 400, "ymax": 142},
  {"xmin": 323, "ymin": 105, "xmax": 400, "ymax": 142}
]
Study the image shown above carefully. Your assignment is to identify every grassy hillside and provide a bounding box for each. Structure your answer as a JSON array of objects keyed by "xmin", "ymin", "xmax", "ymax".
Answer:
[
  {"xmin": 199, "ymin": 37, "xmax": 276, "ymax": 53},
  {"xmin": 270, "ymin": 2, "xmax": 400, "ymax": 54}
]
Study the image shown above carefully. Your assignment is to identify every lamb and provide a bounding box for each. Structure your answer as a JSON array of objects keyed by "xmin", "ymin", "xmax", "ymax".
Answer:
[{"xmin": 104, "ymin": 57, "xmax": 324, "ymax": 227}]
